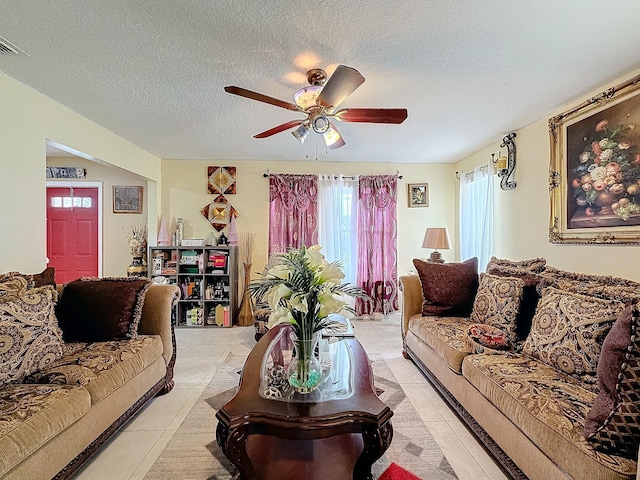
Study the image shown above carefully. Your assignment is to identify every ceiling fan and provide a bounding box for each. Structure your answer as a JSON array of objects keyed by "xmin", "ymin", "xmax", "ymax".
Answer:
[{"xmin": 224, "ymin": 65, "xmax": 408, "ymax": 149}]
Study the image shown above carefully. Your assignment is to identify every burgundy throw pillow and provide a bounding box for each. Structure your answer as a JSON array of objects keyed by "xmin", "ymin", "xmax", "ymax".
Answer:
[
  {"xmin": 32, "ymin": 267, "xmax": 56, "ymax": 287},
  {"xmin": 56, "ymin": 277, "xmax": 151, "ymax": 342},
  {"xmin": 0, "ymin": 267, "xmax": 56, "ymax": 289},
  {"xmin": 413, "ymin": 257, "xmax": 478, "ymax": 317},
  {"xmin": 584, "ymin": 305, "xmax": 640, "ymax": 458}
]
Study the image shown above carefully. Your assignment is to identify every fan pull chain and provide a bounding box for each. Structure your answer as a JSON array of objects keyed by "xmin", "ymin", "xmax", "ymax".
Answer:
[{"xmin": 314, "ymin": 134, "xmax": 318, "ymax": 161}]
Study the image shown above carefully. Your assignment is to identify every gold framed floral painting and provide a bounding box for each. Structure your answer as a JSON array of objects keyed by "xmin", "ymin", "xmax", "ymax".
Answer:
[{"xmin": 549, "ymin": 73, "xmax": 640, "ymax": 244}]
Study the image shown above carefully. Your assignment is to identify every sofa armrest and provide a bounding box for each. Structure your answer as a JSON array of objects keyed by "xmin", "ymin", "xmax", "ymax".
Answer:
[
  {"xmin": 139, "ymin": 284, "xmax": 180, "ymax": 366},
  {"xmin": 399, "ymin": 275, "xmax": 423, "ymax": 338}
]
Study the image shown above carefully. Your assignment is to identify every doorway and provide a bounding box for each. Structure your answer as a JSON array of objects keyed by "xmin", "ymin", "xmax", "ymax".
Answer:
[{"xmin": 46, "ymin": 182, "xmax": 103, "ymax": 283}]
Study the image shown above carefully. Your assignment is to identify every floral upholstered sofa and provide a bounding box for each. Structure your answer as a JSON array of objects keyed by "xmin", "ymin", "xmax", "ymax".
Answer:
[
  {"xmin": 0, "ymin": 271, "xmax": 179, "ymax": 480},
  {"xmin": 399, "ymin": 257, "xmax": 640, "ymax": 480}
]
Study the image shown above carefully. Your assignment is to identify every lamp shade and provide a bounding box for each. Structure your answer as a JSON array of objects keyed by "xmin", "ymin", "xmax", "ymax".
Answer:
[{"xmin": 422, "ymin": 228, "xmax": 452, "ymax": 250}]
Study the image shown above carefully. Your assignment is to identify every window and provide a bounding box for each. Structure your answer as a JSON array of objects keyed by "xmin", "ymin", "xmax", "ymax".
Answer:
[
  {"xmin": 50, "ymin": 196, "xmax": 92, "ymax": 208},
  {"xmin": 459, "ymin": 165, "xmax": 494, "ymax": 271}
]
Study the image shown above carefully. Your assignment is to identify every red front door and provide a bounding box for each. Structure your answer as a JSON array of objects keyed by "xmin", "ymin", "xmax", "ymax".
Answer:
[{"xmin": 46, "ymin": 187, "xmax": 99, "ymax": 283}]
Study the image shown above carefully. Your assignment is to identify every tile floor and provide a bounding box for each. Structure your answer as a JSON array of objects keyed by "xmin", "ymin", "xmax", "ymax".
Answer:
[{"xmin": 71, "ymin": 314, "xmax": 508, "ymax": 480}]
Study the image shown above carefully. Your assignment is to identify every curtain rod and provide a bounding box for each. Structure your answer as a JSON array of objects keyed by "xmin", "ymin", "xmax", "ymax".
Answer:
[
  {"xmin": 455, "ymin": 165, "xmax": 488, "ymax": 180},
  {"xmin": 262, "ymin": 169, "xmax": 403, "ymax": 179}
]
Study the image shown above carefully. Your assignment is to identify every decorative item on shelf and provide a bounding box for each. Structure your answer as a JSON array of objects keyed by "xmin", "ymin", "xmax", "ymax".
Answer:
[
  {"xmin": 247, "ymin": 245, "xmax": 366, "ymax": 394},
  {"xmin": 422, "ymin": 227, "xmax": 451, "ymax": 263},
  {"xmin": 46, "ymin": 166, "xmax": 86, "ymax": 179},
  {"xmin": 491, "ymin": 132, "xmax": 517, "ymax": 190},
  {"xmin": 218, "ymin": 232, "xmax": 228, "ymax": 245},
  {"xmin": 237, "ymin": 232, "xmax": 256, "ymax": 327},
  {"xmin": 124, "ymin": 223, "xmax": 148, "ymax": 277},
  {"xmin": 175, "ymin": 217, "xmax": 184, "ymax": 246},
  {"xmin": 157, "ymin": 216, "xmax": 171, "ymax": 246},
  {"xmin": 206, "ymin": 230, "xmax": 218, "ymax": 246},
  {"xmin": 228, "ymin": 215, "xmax": 239, "ymax": 246}
]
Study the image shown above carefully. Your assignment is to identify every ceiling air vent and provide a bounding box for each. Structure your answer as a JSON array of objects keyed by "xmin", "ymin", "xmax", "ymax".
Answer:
[{"xmin": 0, "ymin": 35, "xmax": 28, "ymax": 55}]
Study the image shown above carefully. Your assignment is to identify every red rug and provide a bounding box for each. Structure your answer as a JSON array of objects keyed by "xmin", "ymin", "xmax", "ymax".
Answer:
[{"xmin": 378, "ymin": 462, "xmax": 422, "ymax": 480}]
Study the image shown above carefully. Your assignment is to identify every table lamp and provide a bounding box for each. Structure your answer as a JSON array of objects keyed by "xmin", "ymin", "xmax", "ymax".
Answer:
[{"xmin": 422, "ymin": 227, "xmax": 451, "ymax": 263}]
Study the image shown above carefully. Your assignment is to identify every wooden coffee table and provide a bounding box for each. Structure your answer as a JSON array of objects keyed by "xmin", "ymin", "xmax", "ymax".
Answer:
[{"xmin": 215, "ymin": 323, "xmax": 393, "ymax": 480}]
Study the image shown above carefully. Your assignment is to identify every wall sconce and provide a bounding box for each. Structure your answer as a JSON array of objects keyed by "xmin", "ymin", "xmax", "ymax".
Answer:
[{"xmin": 492, "ymin": 132, "xmax": 517, "ymax": 190}]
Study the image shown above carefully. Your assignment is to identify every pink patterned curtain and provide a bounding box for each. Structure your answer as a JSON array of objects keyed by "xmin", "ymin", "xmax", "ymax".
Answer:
[
  {"xmin": 269, "ymin": 174, "xmax": 319, "ymax": 255},
  {"xmin": 355, "ymin": 175, "xmax": 398, "ymax": 315}
]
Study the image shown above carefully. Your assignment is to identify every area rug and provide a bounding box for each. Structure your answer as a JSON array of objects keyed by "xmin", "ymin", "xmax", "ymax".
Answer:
[
  {"xmin": 378, "ymin": 462, "xmax": 422, "ymax": 480},
  {"xmin": 145, "ymin": 347, "xmax": 457, "ymax": 480}
]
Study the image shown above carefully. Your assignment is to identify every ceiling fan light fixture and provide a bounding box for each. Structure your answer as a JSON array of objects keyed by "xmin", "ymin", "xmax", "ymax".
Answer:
[
  {"xmin": 323, "ymin": 125, "xmax": 340, "ymax": 146},
  {"xmin": 292, "ymin": 124, "xmax": 310, "ymax": 144},
  {"xmin": 324, "ymin": 123, "xmax": 345, "ymax": 149},
  {"xmin": 294, "ymin": 85, "xmax": 323, "ymax": 110},
  {"xmin": 311, "ymin": 114, "xmax": 330, "ymax": 134}
]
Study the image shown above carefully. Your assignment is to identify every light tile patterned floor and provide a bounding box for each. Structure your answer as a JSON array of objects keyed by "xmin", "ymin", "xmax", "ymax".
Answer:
[{"xmin": 71, "ymin": 314, "xmax": 507, "ymax": 480}]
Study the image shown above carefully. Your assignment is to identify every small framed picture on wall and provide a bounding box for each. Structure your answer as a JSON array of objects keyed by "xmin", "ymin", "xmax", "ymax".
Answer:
[
  {"xmin": 113, "ymin": 186, "xmax": 143, "ymax": 214},
  {"xmin": 408, "ymin": 183, "xmax": 429, "ymax": 208}
]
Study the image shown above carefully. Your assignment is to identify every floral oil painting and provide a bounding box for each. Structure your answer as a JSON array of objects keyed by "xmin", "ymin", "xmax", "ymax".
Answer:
[{"xmin": 549, "ymin": 73, "xmax": 640, "ymax": 244}]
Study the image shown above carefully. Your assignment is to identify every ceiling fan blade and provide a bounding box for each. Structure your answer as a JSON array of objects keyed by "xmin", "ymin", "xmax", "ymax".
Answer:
[
  {"xmin": 324, "ymin": 123, "xmax": 346, "ymax": 149},
  {"xmin": 254, "ymin": 120, "xmax": 304, "ymax": 138},
  {"xmin": 333, "ymin": 108, "xmax": 408, "ymax": 124},
  {"xmin": 224, "ymin": 86, "xmax": 299, "ymax": 111},
  {"xmin": 317, "ymin": 65, "xmax": 365, "ymax": 109}
]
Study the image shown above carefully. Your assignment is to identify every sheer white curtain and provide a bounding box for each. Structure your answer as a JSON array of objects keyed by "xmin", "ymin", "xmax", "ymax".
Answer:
[
  {"xmin": 459, "ymin": 165, "xmax": 494, "ymax": 272},
  {"xmin": 317, "ymin": 174, "xmax": 358, "ymax": 285}
]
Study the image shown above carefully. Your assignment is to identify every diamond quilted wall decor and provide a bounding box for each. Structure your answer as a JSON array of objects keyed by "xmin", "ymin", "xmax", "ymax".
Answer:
[
  {"xmin": 201, "ymin": 195, "xmax": 238, "ymax": 231},
  {"xmin": 207, "ymin": 166, "xmax": 236, "ymax": 194}
]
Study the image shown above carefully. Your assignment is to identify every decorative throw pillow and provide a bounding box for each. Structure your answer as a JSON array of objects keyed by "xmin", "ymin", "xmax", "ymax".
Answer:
[
  {"xmin": 584, "ymin": 305, "xmax": 640, "ymax": 458},
  {"xmin": 466, "ymin": 323, "xmax": 511, "ymax": 353},
  {"xmin": 56, "ymin": 277, "xmax": 151, "ymax": 342},
  {"xmin": 0, "ymin": 275, "xmax": 31, "ymax": 300},
  {"xmin": 0, "ymin": 285, "xmax": 63, "ymax": 386},
  {"xmin": 540, "ymin": 267, "xmax": 640, "ymax": 296},
  {"xmin": 413, "ymin": 257, "xmax": 479, "ymax": 317},
  {"xmin": 485, "ymin": 256, "xmax": 547, "ymax": 274},
  {"xmin": 538, "ymin": 276, "xmax": 640, "ymax": 306},
  {"xmin": 470, "ymin": 273, "xmax": 524, "ymax": 344},
  {"xmin": 485, "ymin": 264, "xmax": 543, "ymax": 342},
  {"xmin": 522, "ymin": 287, "xmax": 624, "ymax": 388}
]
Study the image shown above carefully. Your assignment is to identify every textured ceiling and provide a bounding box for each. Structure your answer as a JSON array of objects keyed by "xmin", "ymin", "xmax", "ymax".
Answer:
[{"xmin": 2, "ymin": 1, "xmax": 640, "ymax": 164}]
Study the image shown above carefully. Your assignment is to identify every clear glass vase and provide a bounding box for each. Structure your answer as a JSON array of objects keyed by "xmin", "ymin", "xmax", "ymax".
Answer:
[{"xmin": 287, "ymin": 333, "xmax": 322, "ymax": 394}]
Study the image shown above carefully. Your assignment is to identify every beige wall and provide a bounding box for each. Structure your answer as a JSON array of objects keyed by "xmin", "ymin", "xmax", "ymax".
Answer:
[
  {"xmin": 0, "ymin": 72, "xmax": 161, "ymax": 274},
  {"xmin": 455, "ymin": 69, "xmax": 640, "ymax": 282},
  {"xmin": 46, "ymin": 157, "xmax": 148, "ymax": 277},
  {"xmin": 159, "ymin": 159, "xmax": 457, "ymax": 279}
]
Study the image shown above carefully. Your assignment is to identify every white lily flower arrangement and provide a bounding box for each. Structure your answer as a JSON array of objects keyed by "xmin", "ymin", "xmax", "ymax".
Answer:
[{"xmin": 247, "ymin": 245, "xmax": 366, "ymax": 342}]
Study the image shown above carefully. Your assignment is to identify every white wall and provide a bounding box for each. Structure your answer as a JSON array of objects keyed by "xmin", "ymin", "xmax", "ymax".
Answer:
[
  {"xmin": 0, "ymin": 72, "xmax": 162, "ymax": 273},
  {"xmin": 455, "ymin": 69, "xmax": 640, "ymax": 281},
  {"xmin": 159, "ymin": 159, "xmax": 457, "ymax": 279}
]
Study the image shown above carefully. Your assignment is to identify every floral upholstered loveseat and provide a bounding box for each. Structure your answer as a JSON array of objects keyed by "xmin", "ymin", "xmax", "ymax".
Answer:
[
  {"xmin": 399, "ymin": 257, "xmax": 640, "ymax": 480},
  {"xmin": 0, "ymin": 271, "xmax": 179, "ymax": 480}
]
